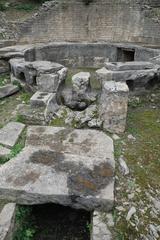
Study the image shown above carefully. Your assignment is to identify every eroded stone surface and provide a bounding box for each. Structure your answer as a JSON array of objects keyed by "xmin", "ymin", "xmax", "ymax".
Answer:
[
  {"xmin": 0, "ymin": 122, "xmax": 25, "ymax": 148},
  {"xmin": 0, "ymin": 126, "xmax": 114, "ymax": 211},
  {"xmin": 0, "ymin": 203, "xmax": 16, "ymax": 240},
  {"xmin": 30, "ymin": 91, "xmax": 54, "ymax": 107},
  {"xmin": 0, "ymin": 84, "xmax": 19, "ymax": 99},
  {"xmin": 62, "ymin": 72, "xmax": 96, "ymax": 110},
  {"xmin": 0, "ymin": 146, "xmax": 10, "ymax": 158},
  {"xmin": 99, "ymin": 81, "xmax": 129, "ymax": 134},
  {"xmin": 96, "ymin": 65, "xmax": 159, "ymax": 91},
  {"xmin": 16, "ymin": 104, "xmax": 46, "ymax": 125},
  {"xmin": 9, "ymin": 58, "xmax": 64, "ymax": 90},
  {"xmin": 104, "ymin": 61, "xmax": 155, "ymax": 71},
  {"xmin": 91, "ymin": 211, "xmax": 112, "ymax": 240}
]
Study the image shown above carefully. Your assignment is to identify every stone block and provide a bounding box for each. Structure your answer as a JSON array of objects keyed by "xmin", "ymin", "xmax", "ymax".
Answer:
[
  {"xmin": 96, "ymin": 67, "xmax": 158, "ymax": 90},
  {"xmin": 0, "ymin": 122, "xmax": 25, "ymax": 148},
  {"xmin": 96, "ymin": 68, "xmax": 112, "ymax": 83},
  {"xmin": 0, "ymin": 84, "xmax": 19, "ymax": 99},
  {"xmin": 36, "ymin": 73, "xmax": 59, "ymax": 92},
  {"xmin": 0, "ymin": 126, "xmax": 115, "ymax": 212},
  {"xmin": 72, "ymin": 72, "xmax": 91, "ymax": 95},
  {"xmin": 16, "ymin": 104, "xmax": 46, "ymax": 125},
  {"xmin": 99, "ymin": 81, "xmax": 129, "ymax": 134},
  {"xmin": 30, "ymin": 91, "xmax": 54, "ymax": 107},
  {"xmin": 0, "ymin": 203, "xmax": 16, "ymax": 240}
]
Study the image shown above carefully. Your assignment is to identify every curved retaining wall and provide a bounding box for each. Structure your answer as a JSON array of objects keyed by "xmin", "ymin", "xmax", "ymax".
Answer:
[{"xmin": 25, "ymin": 42, "xmax": 160, "ymax": 67}]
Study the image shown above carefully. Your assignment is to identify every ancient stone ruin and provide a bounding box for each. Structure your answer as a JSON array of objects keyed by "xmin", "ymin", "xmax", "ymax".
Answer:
[{"xmin": 0, "ymin": 0, "xmax": 160, "ymax": 239}]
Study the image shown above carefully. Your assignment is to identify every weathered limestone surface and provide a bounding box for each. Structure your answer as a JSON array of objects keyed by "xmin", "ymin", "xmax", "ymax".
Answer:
[
  {"xmin": 72, "ymin": 72, "xmax": 91, "ymax": 95},
  {"xmin": 9, "ymin": 58, "xmax": 64, "ymax": 89},
  {"xmin": 30, "ymin": 91, "xmax": 54, "ymax": 108},
  {"xmin": 36, "ymin": 67, "xmax": 67, "ymax": 92},
  {"xmin": 0, "ymin": 122, "xmax": 25, "ymax": 148},
  {"xmin": 0, "ymin": 126, "xmax": 114, "ymax": 211},
  {"xmin": 104, "ymin": 61, "xmax": 155, "ymax": 71},
  {"xmin": 62, "ymin": 72, "xmax": 96, "ymax": 110},
  {"xmin": 0, "ymin": 45, "xmax": 34, "ymax": 60},
  {"xmin": 91, "ymin": 211, "xmax": 112, "ymax": 240},
  {"xmin": 14, "ymin": 0, "xmax": 160, "ymax": 45},
  {"xmin": 0, "ymin": 203, "xmax": 16, "ymax": 240},
  {"xmin": 0, "ymin": 146, "xmax": 10, "ymax": 158},
  {"xmin": 99, "ymin": 81, "xmax": 129, "ymax": 134},
  {"xmin": 16, "ymin": 104, "xmax": 46, "ymax": 125},
  {"xmin": 0, "ymin": 84, "xmax": 19, "ymax": 99},
  {"xmin": 96, "ymin": 65, "xmax": 159, "ymax": 90}
]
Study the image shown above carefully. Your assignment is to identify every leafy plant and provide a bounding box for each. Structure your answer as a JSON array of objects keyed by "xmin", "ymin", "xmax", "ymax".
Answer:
[
  {"xmin": 14, "ymin": 206, "xmax": 36, "ymax": 240},
  {"xmin": 86, "ymin": 221, "xmax": 92, "ymax": 233}
]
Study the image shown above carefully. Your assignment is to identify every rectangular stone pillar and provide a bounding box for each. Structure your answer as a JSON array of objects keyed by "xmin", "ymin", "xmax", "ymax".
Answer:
[{"xmin": 99, "ymin": 81, "xmax": 129, "ymax": 134}]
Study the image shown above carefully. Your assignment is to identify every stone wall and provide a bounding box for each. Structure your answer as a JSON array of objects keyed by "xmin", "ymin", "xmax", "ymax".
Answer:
[
  {"xmin": 25, "ymin": 43, "xmax": 160, "ymax": 68},
  {"xmin": 16, "ymin": 0, "xmax": 160, "ymax": 45}
]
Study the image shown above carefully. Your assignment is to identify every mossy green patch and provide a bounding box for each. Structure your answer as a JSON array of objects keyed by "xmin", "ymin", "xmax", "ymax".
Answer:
[
  {"xmin": 13, "ymin": 205, "xmax": 36, "ymax": 240},
  {"xmin": 50, "ymin": 109, "xmax": 68, "ymax": 127}
]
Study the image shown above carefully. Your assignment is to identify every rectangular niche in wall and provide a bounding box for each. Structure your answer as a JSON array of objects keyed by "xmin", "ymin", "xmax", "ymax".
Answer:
[{"xmin": 117, "ymin": 47, "xmax": 135, "ymax": 62}]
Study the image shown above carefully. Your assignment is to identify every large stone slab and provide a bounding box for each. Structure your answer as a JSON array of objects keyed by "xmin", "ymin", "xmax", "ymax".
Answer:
[
  {"xmin": 0, "ymin": 122, "xmax": 25, "ymax": 148},
  {"xmin": 0, "ymin": 126, "xmax": 114, "ymax": 211},
  {"xmin": 0, "ymin": 84, "xmax": 19, "ymax": 99},
  {"xmin": 96, "ymin": 66, "xmax": 160, "ymax": 91},
  {"xmin": 104, "ymin": 61, "xmax": 155, "ymax": 71},
  {"xmin": 0, "ymin": 203, "xmax": 16, "ymax": 240}
]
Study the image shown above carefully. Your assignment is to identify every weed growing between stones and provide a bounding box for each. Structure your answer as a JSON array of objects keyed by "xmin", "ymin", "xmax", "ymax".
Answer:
[
  {"xmin": 13, "ymin": 206, "xmax": 36, "ymax": 240},
  {"xmin": 0, "ymin": 74, "xmax": 10, "ymax": 86}
]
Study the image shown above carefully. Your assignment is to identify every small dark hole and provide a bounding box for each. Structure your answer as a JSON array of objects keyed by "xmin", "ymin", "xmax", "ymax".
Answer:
[{"xmin": 126, "ymin": 80, "xmax": 135, "ymax": 91}]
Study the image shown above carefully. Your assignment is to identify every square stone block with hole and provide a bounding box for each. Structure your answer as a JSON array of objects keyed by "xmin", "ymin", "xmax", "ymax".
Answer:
[
  {"xmin": 30, "ymin": 91, "xmax": 54, "ymax": 107},
  {"xmin": 0, "ymin": 126, "xmax": 115, "ymax": 212}
]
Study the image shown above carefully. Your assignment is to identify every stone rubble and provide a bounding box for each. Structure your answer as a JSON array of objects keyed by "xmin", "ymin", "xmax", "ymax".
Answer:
[
  {"xmin": 118, "ymin": 156, "xmax": 130, "ymax": 176},
  {"xmin": 62, "ymin": 72, "xmax": 96, "ymax": 110}
]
